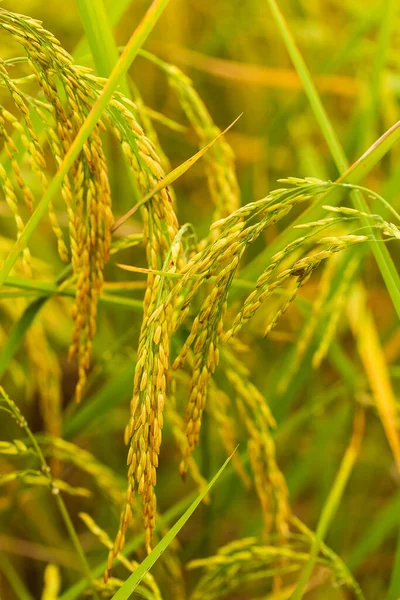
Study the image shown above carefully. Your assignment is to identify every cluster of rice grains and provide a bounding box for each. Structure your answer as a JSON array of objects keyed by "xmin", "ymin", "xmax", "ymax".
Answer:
[
  {"xmin": 0, "ymin": 11, "xmax": 108, "ymax": 402},
  {"xmin": 186, "ymin": 525, "xmax": 365, "ymax": 600},
  {"xmin": 110, "ymin": 175, "xmax": 387, "ymax": 574},
  {"xmin": 0, "ymin": 11, "xmax": 178, "ymax": 406},
  {"xmin": 2, "ymin": 9, "xmax": 399, "ymax": 597}
]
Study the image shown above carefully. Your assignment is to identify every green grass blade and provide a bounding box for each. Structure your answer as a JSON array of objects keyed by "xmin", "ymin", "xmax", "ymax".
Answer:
[
  {"xmin": 76, "ymin": 0, "xmax": 121, "ymax": 78},
  {"xmin": 264, "ymin": 0, "xmax": 400, "ymax": 321},
  {"xmin": 290, "ymin": 411, "xmax": 364, "ymax": 600},
  {"xmin": 76, "ymin": 0, "xmax": 130, "ymax": 94},
  {"xmin": 265, "ymin": 0, "xmax": 347, "ymax": 173},
  {"xmin": 0, "ymin": 0, "xmax": 170, "ymax": 288},
  {"xmin": 3, "ymin": 276, "xmax": 144, "ymax": 308},
  {"xmin": 59, "ymin": 491, "xmax": 198, "ymax": 600},
  {"xmin": 0, "ymin": 264, "xmax": 72, "ymax": 380},
  {"xmin": 63, "ymin": 367, "xmax": 133, "ymax": 438},
  {"xmin": 111, "ymin": 114, "xmax": 242, "ymax": 231},
  {"xmin": 347, "ymin": 490, "xmax": 400, "ymax": 570},
  {"xmin": 370, "ymin": 0, "xmax": 394, "ymax": 125},
  {"xmin": 0, "ymin": 271, "xmax": 142, "ymax": 382},
  {"xmin": 73, "ymin": 0, "xmax": 133, "ymax": 62},
  {"xmin": 110, "ymin": 453, "xmax": 233, "ymax": 600},
  {"xmin": 0, "ymin": 296, "xmax": 46, "ymax": 380}
]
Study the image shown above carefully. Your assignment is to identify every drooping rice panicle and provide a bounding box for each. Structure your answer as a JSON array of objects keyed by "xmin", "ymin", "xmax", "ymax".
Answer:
[
  {"xmin": 278, "ymin": 254, "xmax": 340, "ymax": 395},
  {"xmin": 168, "ymin": 188, "xmax": 311, "ymax": 473},
  {"xmin": 108, "ymin": 226, "xmax": 185, "ymax": 571},
  {"xmin": 290, "ymin": 515, "xmax": 365, "ymax": 600},
  {"xmin": 187, "ymin": 526, "xmax": 365, "ymax": 600},
  {"xmin": 0, "ymin": 10, "xmax": 181, "ymax": 405},
  {"xmin": 0, "ymin": 12, "xmax": 112, "ymax": 402},
  {"xmin": 208, "ymin": 382, "xmax": 251, "ymax": 488},
  {"xmin": 224, "ymin": 233, "xmax": 369, "ymax": 344},
  {"xmin": 186, "ymin": 534, "xmax": 358, "ymax": 600},
  {"xmin": 127, "ymin": 83, "xmax": 173, "ymax": 175},
  {"xmin": 222, "ymin": 349, "xmax": 289, "ymax": 536},
  {"xmin": 165, "ymin": 372, "xmax": 210, "ymax": 494},
  {"xmin": 2, "ymin": 5, "xmax": 398, "ymax": 599},
  {"xmin": 140, "ymin": 50, "xmax": 241, "ymax": 224}
]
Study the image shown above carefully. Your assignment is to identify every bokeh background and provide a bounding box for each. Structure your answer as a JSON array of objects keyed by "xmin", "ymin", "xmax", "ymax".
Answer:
[{"xmin": 1, "ymin": 1, "xmax": 400, "ymax": 598}]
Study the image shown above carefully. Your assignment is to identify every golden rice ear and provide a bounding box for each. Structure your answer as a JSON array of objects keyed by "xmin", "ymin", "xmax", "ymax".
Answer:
[
  {"xmin": 187, "ymin": 525, "xmax": 364, "ymax": 600},
  {"xmin": 0, "ymin": 10, "xmax": 185, "ymax": 407},
  {"xmin": 2, "ymin": 3, "xmax": 396, "ymax": 600}
]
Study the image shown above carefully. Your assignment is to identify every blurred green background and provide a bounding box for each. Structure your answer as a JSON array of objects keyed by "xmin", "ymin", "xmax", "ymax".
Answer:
[{"xmin": 1, "ymin": 1, "xmax": 400, "ymax": 598}]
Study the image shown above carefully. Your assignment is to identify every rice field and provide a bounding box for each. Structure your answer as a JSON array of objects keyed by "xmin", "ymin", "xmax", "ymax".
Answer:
[{"xmin": 0, "ymin": 1, "xmax": 400, "ymax": 598}]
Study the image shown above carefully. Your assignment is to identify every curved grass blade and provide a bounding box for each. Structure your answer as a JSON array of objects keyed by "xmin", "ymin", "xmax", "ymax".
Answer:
[
  {"xmin": 249, "ymin": 1, "xmax": 400, "ymax": 321},
  {"xmin": 265, "ymin": 0, "xmax": 346, "ymax": 171},
  {"xmin": 110, "ymin": 452, "xmax": 234, "ymax": 600},
  {"xmin": 60, "ymin": 454, "xmax": 233, "ymax": 600},
  {"xmin": 0, "ymin": 264, "xmax": 71, "ymax": 380},
  {"xmin": 0, "ymin": 0, "xmax": 170, "ymax": 287},
  {"xmin": 74, "ymin": 0, "xmax": 133, "ymax": 63},
  {"xmin": 0, "ymin": 296, "xmax": 46, "ymax": 381},
  {"xmin": 76, "ymin": 0, "xmax": 127, "ymax": 87},
  {"xmin": 3, "ymin": 275, "xmax": 144, "ymax": 310},
  {"xmin": 111, "ymin": 114, "xmax": 243, "ymax": 232},
  {"xmin": 58, "ymin": 493, "xmax": 198, "ymax": 600}
]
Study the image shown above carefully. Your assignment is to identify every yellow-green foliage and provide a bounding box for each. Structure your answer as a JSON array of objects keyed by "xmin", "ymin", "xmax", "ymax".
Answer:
[{"xmin": 1, "ymin": 2, "xmax": 400, "ymax": 599}]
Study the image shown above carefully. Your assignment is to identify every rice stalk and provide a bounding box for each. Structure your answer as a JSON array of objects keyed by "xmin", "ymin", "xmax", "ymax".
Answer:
[{"xmin": 0, "ymin": 386, "xmax": 99, "ymax": 596}]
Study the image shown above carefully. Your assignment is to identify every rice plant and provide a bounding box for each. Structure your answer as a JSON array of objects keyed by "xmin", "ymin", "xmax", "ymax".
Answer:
[{"xmin": 0, "ymin": 1, "xmax": 400, "ymax": 599}]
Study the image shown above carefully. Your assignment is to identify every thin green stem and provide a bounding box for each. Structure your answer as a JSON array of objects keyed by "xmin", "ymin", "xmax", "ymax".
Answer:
[
  {"xmin": 370, "ymin": 0, "xmax": 394, "ymax": 126},
  {"xmin": 0, "ymin": 553, "xmax": 34, "ymax": 600},
  {"xmin": 0, "ymin": 389, "xmax": 100, "ymax": 599},
  {"xmin": 331, "ymin": 183, "xmax": 400, "ymax": 224},
  {"xmin": 3, "ymin": 276, "xmax": 143, "ymax": 309}
]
